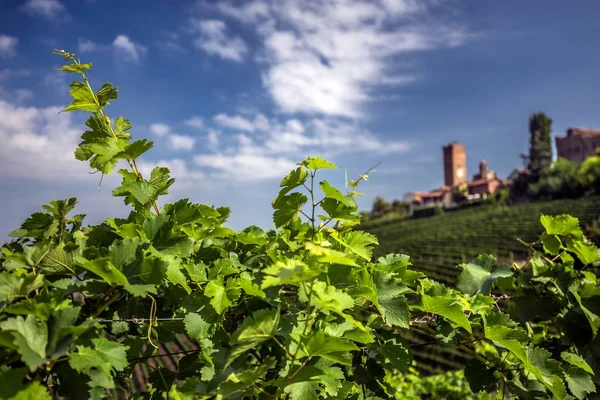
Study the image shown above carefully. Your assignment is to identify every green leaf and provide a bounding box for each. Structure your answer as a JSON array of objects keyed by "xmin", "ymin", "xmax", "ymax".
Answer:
[
  {"xmin": 184, "ymin": 313, "xmax": 211, "ymax": 341},
  {"xmin": 284, "ymin": 382, "xmax": 320, "ymax": 400},
  {"xmin": 205, "ymin": 279, "xmax": 233, "ymax": 314},
  {"xmin": 69, "ymin": 337, "xmax": 129, "ymax": 392},
  {"xmin": 561, "ymin": 352, "xmax": 594, "ymax": 374},
  {"xmin": 540, "ymin": 214, "xmax": 583, "ymax": 240},
  {"xmin": 320, "ymin": 198, "xmax": 360, "ymax": 222},
  {"xmin": 113, "ymin": 180, "xmax": 157, "ymax": 205},
  {"xmin": 541, "ymin": 234, "xmax": 562, "ymax": 255},
  {"xmin": 7, "ymin": 381, "xmax": 52, "ymax": 400},
  {"xmin": 59, "ymin": 62, "xmax": 92, "ymax": 73},
  {"xmin": 310, "ymin": 280, "xmax": 355, "ymax": 315},
  {"xmin": 567, "ymin": 238, "xmax": 600, "ymax": 265},
  {"xmin": 238, "ymin": 272, "xmax": 266, "ymax": 299},
  {"xmin": 227, "ymin": 308, "xmax": 280, "ymax": 365},
  {"xmin": 116, "ymin": 139, "xmax": 154, "ymax": 160},
  {"xmin": 96, "ymin": 82, "xmax": 118, "ymax": 106},
  {"xmin": 273, "ymin": 192, "xmax": 308, "ymax": 228},
  {"xmin": 279, "ymin": 167, "xmax": 309, "ymax": 196},
  {"xmin": 329, "ymin": 230, "xmax": 377, "ymax": 261},
  {"xmin": 526, "ymin": 346, "xmax": 566, "ymax": 400},
  {"xmin": 0, "ymin": 367, "xmax": 28, "ymax": 398},
  {"xmin": 377, "ymin": 338, "xmax": 411, "ymax": 372},
  {"xmin": 457, "ymin": 254, "xmax": 512, "ymax": 295},
  {"xmin": 464, "ymin": 358, "xmax": 498, "ymax": 394},
  {"xmin": 304, "ymin": 331, "xmax": 359, "ymax": 365},
  {"xmin": 319, "ymin": 180, "xmax": 356, "ymax": 208},
  {"xmin": 304, "ymin": 242, "xmax": 359, "ymax": 267},
  {"xmin": 63, "ymin": 81, "xmax": 99, "ymax": 113},
  {"xmin": 422, "ymin": 294, "xmax": 471, "ymax": 333},
  {"xmin": 373, "ymin": 271, "xmax": 410, "ymax": 328},
  {"xmin": 566, "ymin": 367, "xmax": 596, "ymax": 399},
  {"xmin": 261, "ymin": 259, "xmax": 321, "ymax": 289},
  {"xmin": 299, "ymin": 156, "xmax": 336, "ymax": 170},
  {"xmin": 0, "ymin": 272, "xmax": 45, "ymax": 303},
  {"xmin": 75, "ymin": 255, "xmax": 128, "ymax": 286},
  {"xmin": 0, "ymin": 315, "xmax": 48, "ymax": 371}
]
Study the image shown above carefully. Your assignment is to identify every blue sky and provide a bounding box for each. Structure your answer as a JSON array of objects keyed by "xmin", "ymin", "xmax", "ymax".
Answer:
[{"xmin": 1, "ymin": 0, "xmax": 600, "ymax": 237}]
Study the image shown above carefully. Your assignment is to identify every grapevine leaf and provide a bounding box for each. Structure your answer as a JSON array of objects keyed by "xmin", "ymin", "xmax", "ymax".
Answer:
[
  {"xmin": 299, "ymin": 156, "xmax": 336, "ymax": 170},
  {"xmin": 421, "ymin": 294, "xmax": 471, "ymax": 333},
  {"xmin": 373, "ymin": 271, "xmax": 410, "ymax": 328},
  {"xmin": 0, "ymin": 315, "xmax": 48, "ymax": 371},
  {"xmin": 541, "ymin": 234, "xmax": 562, "ymax": 255},
  {"xmin": 526, "ymin": 347, "xmax": 566, "ymax": 400},
  {"xmin": 74, "ymin": 255, "xmax": 128, "ymax": 286},
  {"xmin": 304, "ymin": 331, "xmax": 359, "ymax": 365},
  {"xmin": 279, "ymin": 167, "xmax": 309, "ymax": 196},
  {"xmin": 261, "ymin": 259, "xmax": 321, "ymax": 289},
  {"xmin": 464, "ymin": 358, "xmax": 498, "ymax": 393},
  {"xmin": 0, "ymin": 367, "xmax": 28, "ymax": 398},
  {"xmin": 561, "ymin": 352, "xmax": 594, "ymax": 374},
  {"xmin": 63, "ymin": 81, "xmax": 99, "ymax": 113},
  {"xmin": 457, "ymin": 254, "xmax": 512, "ymax": 295},
  {"xmin": 284, "ymin": 382, "xmax": 320, "ymax": 400},
  {"xmin": 238, "ymin": 272, "xmax": 266, "ymax": 299},
  {"xmin": 272, "ymin": 192, "xmax": 308, "ymax": 228},
  {"xmin": 0, "ymin": 272, "xmax": 45, "ymax": 303},
  {"xmin": 540, "ymin": 214, "xmax": 583, "ymax": 240},
  {"xmin": 96, "ymin": 82, "xmax": 118, "ymax": 106},
  {"xmin": 566, "ymin": 367, "xmax": 596, "ymax": 399},
  {"xmin": 7, "ymin": 381, "xmax": 52, "ymax": 400},
  {"xmin": 115, "ymin": 139, "xmax": 154, "ymax": 160},
  {"xmin": 60, "ymin": 62, "xmax": 91, "ymax": 73},
  {"xmin": 114, "ymin": 116, "xmax": 132, "ymax": 136},
  {"xmin": 310, "ymin": 281, "xmax": 354, "ymax": 315},
  {"xmin": 304, "ymin": 242, "xmax": 359, "ymax": 267},
  {"xmin": 227, "ymin": 308, "xmax": 280, "ymax": 365},
  {"xmin": 567, "ymin": 238, "xmax": 600, "ymax": 265},
  {"xmin": 184, "ymin": 313, "xmax": 211, "ymax": 341},
  {"xmin": 205, "ymin": 279, "xmax": 233, "ymax": 314},
  {"xmin": 377, "ymin": 338, "xmax": 411, "ymax": 372},
  {"xmin": 319, "ymin": 180, "xmax": 356, "ymax": 208},
  {"xmin": 320, "ymin": 198, "xmax": 360, "ymax": 222},
  {"xmin": 329, "ymin": 230, "xmax": 378, "ymax": 261}
]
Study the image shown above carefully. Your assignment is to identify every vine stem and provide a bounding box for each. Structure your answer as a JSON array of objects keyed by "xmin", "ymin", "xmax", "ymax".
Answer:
[{"xmin": 78, "ymin": 60, "xmax": 160, "ymax": 215}]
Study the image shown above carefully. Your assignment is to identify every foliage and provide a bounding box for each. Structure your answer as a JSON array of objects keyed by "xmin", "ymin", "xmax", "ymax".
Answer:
[
  {"xmin": 452, "ymin": 182, "xmax": 469, "ymax": 204},
  {"xmin": 529, "ymin": 156, "xmax": 600, "ymax": 200},
  {"xmin": 1, "ymin": 50, "xmax": 600, "ymax": 400},
  {"xmin": 528, "ymin": 112, "xmax": 553, "ymax": 181}
]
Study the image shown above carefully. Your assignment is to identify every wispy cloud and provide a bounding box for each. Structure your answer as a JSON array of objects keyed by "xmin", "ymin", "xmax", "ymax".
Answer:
[
  {"xmin": 185, "ymin": 116, "xmax": 204, "ymax": 129},
  {"xmin": 207, "ymin": 0, "xmax": 469, "ymax": 117},
  {"xmin": 194, "ymin": 112, "xmax": 411, "ymax": 181},
  {"xmin": 168, "ymin": 134, "xmax": 196, "ymax": 151},
  {"xmin": 0, "ymin": 68, "xmax": 31, "ymax": 80},
  {"xmin": 77, "ymin": 38, "xmax": 107, "ymax": 52},
  {"xmin": 213, "ymin": 113, "xmax": 269, "ymax": 132},
  {"xmin": 0, "ymin": 35, "xmax": 18, "ymax": 58},
  {"xmin": 113, "ymin": 35, "xmax": 147, "ymax": 63},
  {"xmin": 21, "ymin": 0, "xmax": 67, "ymax": 20},
  {"xmin": 150, "ymin": 123, "xmax": 170, "ymax": 137},
  {"xmin": 190, "ymin": 19, "xmax": 248, "ymax": 62}
]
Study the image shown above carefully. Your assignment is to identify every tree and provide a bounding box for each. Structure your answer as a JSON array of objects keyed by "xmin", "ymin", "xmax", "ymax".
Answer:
[
  {"xmin": 527, "ymin": 112, "xmax": 553, "ymax": 180},
  {"xmin": 371, "ymin": 196, "xmax": 391, "ymax": 216}
]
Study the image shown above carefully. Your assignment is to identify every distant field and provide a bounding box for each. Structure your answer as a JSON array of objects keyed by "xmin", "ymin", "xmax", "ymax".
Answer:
[
  {"xmin": 362, "ymin": 196, "xmax": 600, "ymax": 375},
  {"xmin": 363, "ymin": 196, "xmax": 600, "ymax": 286}
]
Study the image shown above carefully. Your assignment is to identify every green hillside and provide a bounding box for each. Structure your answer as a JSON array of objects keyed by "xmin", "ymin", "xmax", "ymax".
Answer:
[{"xmin": 361, "ymin": 196, "xmax": 600, "ymax": 375}]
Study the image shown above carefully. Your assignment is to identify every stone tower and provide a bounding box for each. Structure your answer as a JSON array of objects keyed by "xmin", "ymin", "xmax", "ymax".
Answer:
[{"xmin": 443, "ymin": 142, "xmax": 467, "ymax": 187}]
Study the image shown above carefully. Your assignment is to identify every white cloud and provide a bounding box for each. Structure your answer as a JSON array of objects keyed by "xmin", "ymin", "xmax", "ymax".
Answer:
[
  {"xmin": 190, "ymin": 19, "xmax": 248, "ymax": 62},
  {"xmin": 0, "ymin": 100, "xmax": 92, "ymax": 180},
  {"xmin": 213, "ymin": 113, "xmax": 270, "ymax": 132},
  {"xmin": 155, "ymin": 40, "xmax": 187, "ymax": 53},
  {"xmin": 14, "ymin": 89, "xmax": 34, "ymax": 104},
  {"xmin": 193, "ymin": 112, "xmax": 411, "ymax": 181},
  {"xmin": 0, "ymin": 35, "xmax": 18, "ymax": 58},
  {"xmin": 113, "ymin": 35, "xmax": 147, "ymax": 63},
  {"xmin": 185, "ymin": 116, "xmax": 204, "ymax": 129},
  {"xmin": 168, "ymin": 134, "xmax": 196, "ymax": 151},
  {"xmin": 150, "ymin": 123, "xmax": 170, "ymax": 137},
  {"xmin": 0, "ymin": 69, "xmax": 31, "ymax": 81},
  {"xmin": 78, "ymin": 38, "xmax": 100, "ymax": 52},
  {"xmin": 21, "ymin": 0, "xmax": 66, "ymax": 19},
  {"xmin": 210, "ymin": 0, "xmax": 469, "ymax": 117}
]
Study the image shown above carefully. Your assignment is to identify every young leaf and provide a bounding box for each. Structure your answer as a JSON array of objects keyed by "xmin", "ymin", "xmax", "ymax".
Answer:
[
  {"xmin": 304, "ymin": 331, "xmax": 359, "ymax": 365},
  {"xmin": 457, "ymin": 254, "xmax": 512, "ymax": 295},
  {"xmin": 299, "ymin": 156, "xmax": 336, "ymax": 170},
  {"xmin": 63, "ymin": 81, "xmax": 99, "ymax": 113}
]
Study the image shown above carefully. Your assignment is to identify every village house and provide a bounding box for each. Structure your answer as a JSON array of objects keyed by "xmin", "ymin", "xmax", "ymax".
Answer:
[
  {"xmin": 404, "ymin": 142, "xmax": 506, "ymax": 211},
  {"xmin": 555, "ymin": 127, "xmax": 600, "ymax": 163}
]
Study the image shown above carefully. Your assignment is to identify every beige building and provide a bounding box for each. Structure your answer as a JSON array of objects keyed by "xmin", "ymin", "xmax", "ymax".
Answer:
[{"xmin": 555, "ymin": 127, "xmax": 600, "ymax": 163}]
